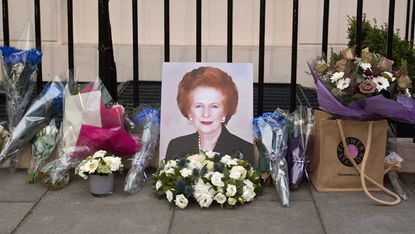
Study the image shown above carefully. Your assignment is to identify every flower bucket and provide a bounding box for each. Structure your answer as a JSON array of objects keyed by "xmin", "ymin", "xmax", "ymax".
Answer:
[{"xmin": 89, "ymin": 174, "xmax": 114, "ymax": 197}]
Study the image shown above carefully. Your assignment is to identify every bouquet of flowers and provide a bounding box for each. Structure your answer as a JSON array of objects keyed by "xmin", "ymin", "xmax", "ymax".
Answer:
[
  {"xmin": 124, "ymin": 106, "xmax": 160, "ymax": 193},
  {"xmin": 26, "ymin": 119, "xmax": 59, "ymax": 183},
  {"xmin": 75, "ymin": 150, "xmax": 124, "ymax": 179},
  {"xmin": 308, "ymin": 48, "xmax": 415, "ymax": 124},
  {"xmin": 0, "ymin": 78, "xmax": 64, "ymax": 167},
  {"xmin": 287, "ymin": 106, "xmax": 314, "ymax": 190},
  {"xmin": 0, "ymin": 46, "xmax": 42, "ymax": 170},
  {"xmin": 41, "ymin": 80, "xmax": 139, "ymax": 190},
  {"xmin": 154, "ymin": 151, "xmax": 261, "ymax": 209},
  {"xmin": 253, "ymin": 110, "xmax": 290, "ymax": 207}
]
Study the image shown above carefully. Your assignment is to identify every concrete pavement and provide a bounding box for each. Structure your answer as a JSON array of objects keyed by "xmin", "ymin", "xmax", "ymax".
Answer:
[{"xmin": 1, "ymin": 169, "xmax": 415, "ymax": 234}]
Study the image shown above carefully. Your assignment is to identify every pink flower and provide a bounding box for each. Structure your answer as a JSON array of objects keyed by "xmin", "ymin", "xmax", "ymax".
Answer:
[{"xmin": 358, "ymin": 80, "xmax": 377, "ymax": 94}]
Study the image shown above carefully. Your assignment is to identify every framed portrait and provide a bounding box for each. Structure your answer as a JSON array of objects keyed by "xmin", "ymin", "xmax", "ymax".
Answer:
[{"xmin": 159, "ymin": 63, "xmax": 254, "ymax": 165}]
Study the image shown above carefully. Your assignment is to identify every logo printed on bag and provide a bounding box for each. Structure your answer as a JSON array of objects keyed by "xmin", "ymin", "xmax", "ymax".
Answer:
[{"xmin": 337, "ymin": 137, "xmax": 365, "ymax": 167}]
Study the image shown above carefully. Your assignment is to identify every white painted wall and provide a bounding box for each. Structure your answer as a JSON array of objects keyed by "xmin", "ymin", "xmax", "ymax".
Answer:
[{"xmin": 0, "ymin": 0, "xmax": 409, "ymax": 87}]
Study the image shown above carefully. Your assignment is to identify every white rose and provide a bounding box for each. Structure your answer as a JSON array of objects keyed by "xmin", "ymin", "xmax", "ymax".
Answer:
[
  {"xmin": 197, "ymin": 193, "xmax": 213, "ymax": 208},
  {"xmin": 175, "ymin": 194, "xmax": 189, "ymax": 209},
  {"xmin": 166, "ymin": 190, "xmax": 173, "ymax": 202},
  {"xmin": 156, "ymin": 180, "xmax": 162, "ymax": 190},
  {"xmin": 225, "ymin": 184, "xmax": 237, "ymax": 197},
  {"xmin": 205, "ymin": 151, "xmax": 216, "ymax": 159},
  {"xmin": 93, "ymin": 150, "xmax": 107, "ymax": 159},
  {"xmin": 242, "ymin": 186, "xmax": 256, "ymax": 202},
  {"xmin": 214, "ymin": 193, "xmax": 227, "ymax": 204},
  {"xmin": 220, "ymin": 155, "xmax": 232, "ymax": 164},
  {"xmin": 228, "ymin": 197, "xmax": 237, "ymax": 206},
  {"xmin": 180, "ymin": 168, "xmax": 192, "ymax": 178},
  {"xmin": 211, "ymin": 172, "xmax": 225, "ymax": 187},
  {"xmin": 229, "ymin": 166, "xmax": 247, "ymax": 181}
]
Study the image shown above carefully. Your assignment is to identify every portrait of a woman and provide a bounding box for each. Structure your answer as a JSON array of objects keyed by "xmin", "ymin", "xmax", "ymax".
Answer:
[{"xmin": 164, "ymin": 66, "xmax": 254, "ymax": 165}]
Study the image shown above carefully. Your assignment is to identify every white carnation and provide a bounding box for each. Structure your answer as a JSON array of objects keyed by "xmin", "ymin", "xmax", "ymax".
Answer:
[
  {"xmin": 175, "ymin": 194, "xmax": 188, "ymax": 209},
  {"xmin": 226, "ymin": 158, "xmax": 238, "ymax": 166},
  {"xmin": 211, "ymin": 172, "xmax": 225, "ymax": 187},
  {"xmin": 242, "ymin": 186, "xmax": 256, "ymax": 202}
]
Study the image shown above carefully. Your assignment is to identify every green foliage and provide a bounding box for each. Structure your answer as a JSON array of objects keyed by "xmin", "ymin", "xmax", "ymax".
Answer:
[{"xmin": 347, "ymin": 16, "xmax": 415, "ymax": 93}]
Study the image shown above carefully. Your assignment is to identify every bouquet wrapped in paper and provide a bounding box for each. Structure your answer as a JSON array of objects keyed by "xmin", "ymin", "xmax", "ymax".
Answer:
[
  {"xmin": 124, "ymin": 106, "xmax": 160, "ymax": 193},
  {"xmin": 0, "ymin": 78, "xmax": 64, "ymax": 166},
  {"xmin": 41, "ymin": 80, "xmax": 140, "ymax": 190},
  {"xmin": 0, "ymin": 46, "xmax": 42, "ymax": 170},
  {"xmin": 308, "ymin": 48, "xmax": 415, "ymax": 124},
  {"xmin": 27, "ymin": 119, "xmax": 59, "ymax": 183},
  {"xmin": 287, "ymin": 106, "xmax": 314, "ymax": 190},
  {"xmin": 253, "ymin": 109, "xmax": 290, "ymax": 207}
]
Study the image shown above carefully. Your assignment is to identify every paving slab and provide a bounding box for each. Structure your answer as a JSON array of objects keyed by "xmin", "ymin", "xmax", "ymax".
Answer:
[
  {"xmin": 311, "ymin": 187, "xmax": 415, "ymax": 234},
  {"xmin": 170, "ymin": 199, "xmax": 324, "ymax": 234},
  {"xmin": 14, "ymin": 175, "xmax": 173, "ymax": 234},
  {"xmin": 0, "ymin": 202, "xmax": 34, "ymax": 234},
  {"xmin": 257, "ymin": 182, "xmax": 313, "ymax": 202},
  {"xmin": 0, "ymin": 169, "xmax": 48, "ymax": 202}
]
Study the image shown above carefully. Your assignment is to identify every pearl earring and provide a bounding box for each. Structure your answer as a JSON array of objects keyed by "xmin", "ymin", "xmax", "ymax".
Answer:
[
  {"xmin": 221, "ymin": 117, "xmax": 226, "ymax": 123},
  {"xmin": 188, "ymin": 117, "xmax": 193, "ymax": 124}
]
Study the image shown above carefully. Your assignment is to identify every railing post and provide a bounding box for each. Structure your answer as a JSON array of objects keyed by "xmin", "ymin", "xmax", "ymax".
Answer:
[
  {"xmin": 164, "ymin": 0, "xmax": 170, "ymax": 62},
  {"xmin": 258, "ymin": 0, "xmax": 266, "ymax": 116},
  {"xmin": 67, "ymin": 0, "xmax": 74, "ymax": 89},
  {"xmin": 355, "ymin": 0, "xmax": 363, "ymax": 56},
  {"xmin": 132, "ymin": 0, "xmax": 139, "ymax": 107},
  {"xmin": 387, "ymin": 0, "xmax": 395, "ymax": 59},
  {"xmin": 227, "ymin": 0, "xmax": 233, "ymax": 63},
  {"xmin": 322, "ymin": 0, "xmax": 329, "ymax": 59},
  {"xmin": 34, "ymin": 0, "xmax": 43, "ymax": 93},
  {"xmin": 405, "ymin": 0, "xmax": 411, "ymax": 41},
  {"xmin": 98, "ymin": 0, "xmax": 118, "ymax": 101},
  {"xmin": 2, "ymin": 0, "xmax": 9, "ymax": 46},
  {"xmin": 196, "ymin": 0, "xmax": 202, "ymax": 62},
  {"xmin": 290, "ymin": 0, "xmax": 299, "ymax": 113}
]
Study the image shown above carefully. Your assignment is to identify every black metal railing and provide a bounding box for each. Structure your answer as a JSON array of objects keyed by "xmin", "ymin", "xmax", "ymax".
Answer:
[{"xmin": 0, "ymin": 0, "xmax": 413, "ymax": 138}]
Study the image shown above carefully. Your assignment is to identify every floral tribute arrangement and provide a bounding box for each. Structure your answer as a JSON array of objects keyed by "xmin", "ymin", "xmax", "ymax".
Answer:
[
  {"xmin": 0, "ymin": 46, "xmax": 42, "ymax": 171},
  {"xmin": 75, "ymin": 150, "xmax": 124, "ymax": 179},
  {"xmin": 154, "ymin": 151, "xmax": 261, "ymax": 209},
  {"xmin": 27, "ymin": 120, "xmax": 59, "ymax": 183},
  {"xmin": 308, "ymin": 48, "xmax": 415, "ymax": 124}
]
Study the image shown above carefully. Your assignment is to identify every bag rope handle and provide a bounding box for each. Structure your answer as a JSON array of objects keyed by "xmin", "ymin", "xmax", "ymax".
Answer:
[{"xmin": 337, "ymin": 120, "xmax": 401, "ymax": 206}]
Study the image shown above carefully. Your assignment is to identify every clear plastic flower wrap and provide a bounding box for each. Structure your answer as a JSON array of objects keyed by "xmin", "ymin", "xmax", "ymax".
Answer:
[
  {"xmin": 41, "ymin": 80, "xmax": 140, "ymax": 190},
  {"xmin": 253, "ymin": 109, "xmax": 290, "ymax": 207},
  {"xmin": 27, "ymin": 119, "xmax": 60, "ymax": 183},
  {"xmin": 0, "ymin": 78, "xmax": 64, "ymax": 167},
  {"xmin": 124, "ymin": 106, "xmax": 160, "ymax": 193},
  {"xmin": 287, "ymin": 106, "xmax": 314, "ymax": 190},
  {"xmin": 0, "ymin": 45, "xmax": 42, "ymax": 171}
]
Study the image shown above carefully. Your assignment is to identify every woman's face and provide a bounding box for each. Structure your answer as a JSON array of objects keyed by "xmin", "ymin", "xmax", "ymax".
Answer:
[{"xmin": 187, "ymin": 87, "xmax": 226, "ymax": 135}]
